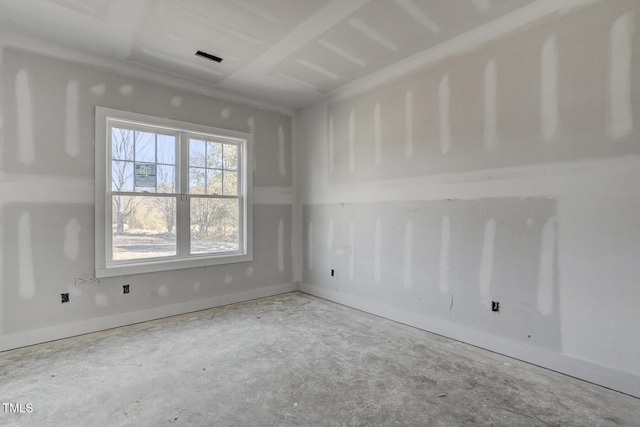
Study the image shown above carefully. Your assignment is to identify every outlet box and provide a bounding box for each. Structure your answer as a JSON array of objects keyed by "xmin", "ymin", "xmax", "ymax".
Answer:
[
  {"xmin": 61, "ymin": 293, "xmax": 69, "ymax": 304},
  {"xmin": 123, "ymin": 284, "xmax": 130, "ymax": 294},
  {"xmin": 491, "ymin": 301, "xmax": 500, "ymax": 312}
]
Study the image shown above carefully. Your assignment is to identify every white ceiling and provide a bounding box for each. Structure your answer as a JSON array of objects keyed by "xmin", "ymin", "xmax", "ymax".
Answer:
[{"xmin": 0, "ymin": 0, "xmax": 534, "ymax": 109}]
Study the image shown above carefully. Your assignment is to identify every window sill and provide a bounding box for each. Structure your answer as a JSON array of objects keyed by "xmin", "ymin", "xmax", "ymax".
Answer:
[{"xmin": 96, "ymin": 252, "xmax": 252, "ymax": 278}]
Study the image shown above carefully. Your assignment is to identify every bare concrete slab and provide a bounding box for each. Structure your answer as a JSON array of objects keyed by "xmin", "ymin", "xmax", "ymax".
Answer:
[{"xmin": 1, "ymin": 292, "xmax": 638, "ymax": 426}]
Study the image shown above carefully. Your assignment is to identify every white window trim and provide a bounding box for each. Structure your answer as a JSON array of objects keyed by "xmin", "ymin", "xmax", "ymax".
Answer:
[{"xmin": 95, "ymin": 106, "xmax": 253, "ymax": 278}]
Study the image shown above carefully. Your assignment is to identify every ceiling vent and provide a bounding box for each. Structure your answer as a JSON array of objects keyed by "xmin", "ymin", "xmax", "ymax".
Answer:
[{"xmin": 195, "ymin": 50, "xmax": 223, "ymax": 63}]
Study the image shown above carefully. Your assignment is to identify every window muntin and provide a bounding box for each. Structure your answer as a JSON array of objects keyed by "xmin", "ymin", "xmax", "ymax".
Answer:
[{"xmin": 95, "ymin": 107, "xmax": 252, "ymax": 278}]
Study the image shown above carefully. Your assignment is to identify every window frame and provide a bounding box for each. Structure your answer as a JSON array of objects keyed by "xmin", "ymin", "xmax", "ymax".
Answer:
[{"xmin": 95, "ymin": 107, "xmax": 253, "ymax": 278}]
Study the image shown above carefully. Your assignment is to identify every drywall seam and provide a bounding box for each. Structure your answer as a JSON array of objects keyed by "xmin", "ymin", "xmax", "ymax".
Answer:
[
  {"xmin": 541, "ymin": 34, "xmax": 559, "ymax": 142},
  {"xmin": 296, "ymin": 59, "xmax": 339, "ymax": 80},
  {"xmin": 537, "ymin": 216, "xmax": 556, "ymax": 316},
  {"xmin": 230, "ymin": 0, "xmax": 370, "ymax": 87},
  {"xmin": 472, "ymin": 0, "xmax": 492, "ymax": 13},
  {"xmin": 395, "ymin": 0, "xmax": 440, "ymax": 33},
  {"xmin": 247, "ymin": 117, "xmax": 257, "ymax": 172},
  {"xmin": 479, "ymin": 218, "xmax": 496, "ymax": 300},
  {"xmin": 438, "ymin": 74, "xmax": 451, "ymax": 154},
  {"xmin": 277, "ymin": 218, "xmax": 285, "ymax": 272},
  {"xmin": 318, "ymin": 39, "xmax": 366, "ymax": 67},
  {"xmin": 348, "ymin": 220, "xmax": 355, "ymax": 281},
  {"xmin": 0, "ymin": 174, "xmax": 93, "ymax": 205},
  {"xmin": 483, "ymin": 58, "xmax": 497, "ymax": 148},
  {"xmin": 299, "ymin": 283, "xmax": 640, "ymax": 398},
  {"xmin": 348, "ymin": 109, "xmax": 355, "ymax": 173},
  {"xmin": 328, "ymin": 114, "xmax": 335, "ymax": 172},
  {"xmin": 291, "ymin": 111, "xmax": 302, "ymax": 283},
  {"xmin": 374, "ymin": 217, "xmax": 382, "ymax": 283},
  {"xmin": 65, "ymin": 80, "xmax": 80, "ymax": 156},
  {"xmin": 405, "ymin": 89, "xmax": 414, "ymax": 158},
  {"xmin": 253, "ymin": 187, "xmax": 294, "ymax": 205},
  {"xmin": 0, "ymin": 176, "xmax": 291, "ymax": 206},
  {"xmin": 299, "ymin": 155, "xmax": 640, "ymax": 205},
  {"xmin": 228, "ymin": 0, "xmax": 280, "ymax": 24},
  {"xmin": 439, "ymin": 216, "xmax": 450, "ymax": 294},
  {"xmin": 272, "ymin": 72, "xmax": 323, "ymax": 93},
  {"xmin": 403, "ymin": 219, "xmax": 413, "ymax": 290},
  {"xmin": 349, "ymin": 19, "xmax": 399, "ymax": 52},
  {"xmin": 0, "ymin": 283, "xmax": 297, "ymax": 352},
  {"xmin": 374, "ymin": 102, "xmax": 382, "ymax": 165},
  {"xmin": 16, "ymin": 68, "xmax": 34, "ymax": 165},
  {"xmin": 328, "ymin": 0, "xmax": 602, "ymax": 105},
  {"xmin": 308, "ymin": 222, "xmax": 314, "ymax": 270},
  {"xmin": 63, "ymin": 218, "xmax": 81, "ymax": 261},
  {"xmin": 18, "ymin": 212, "xmax": 35, "ymax": 299},
  {"xmin": 278, "ymin": 125, "xmax": 286, "ymax": 177},
  {"xmin": 607, "ymin": 11, "xmax": 634, "ymax": 140}
]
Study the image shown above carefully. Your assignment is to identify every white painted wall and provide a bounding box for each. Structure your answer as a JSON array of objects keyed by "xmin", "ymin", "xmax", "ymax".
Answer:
[
  {"xmin": 297, "ymin": 0, "xmax": 640, "ymax": 397},
  {"xmin": 0, "ymin": 32, "xmax": 295, "ymax": 351}
]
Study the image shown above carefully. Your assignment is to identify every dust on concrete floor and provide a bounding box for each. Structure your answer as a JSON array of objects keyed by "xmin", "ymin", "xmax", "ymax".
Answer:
[{"xmin": 0, "ymin": 291, "xmax": 638, "ymax": 427}]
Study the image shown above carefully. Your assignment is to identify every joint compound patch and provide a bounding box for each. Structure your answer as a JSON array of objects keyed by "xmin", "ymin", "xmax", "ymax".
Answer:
[
  {"xmin": 119, "ymin": 84, "xmax": 133, "ymax": 96},
  {"xmin": 90, "ymin": 83, "xmax": 106, "ymax": 96},
  {"xmin": 16, "ymin": 69, "xmax": 35, "ymax": 165},
  {"xmin": 63, "ymin": 218, "xmax": 81, "ymax": 260},
  {"xmin": 18, "ymin": 212, "xmax": 35, "ymax": 299}
]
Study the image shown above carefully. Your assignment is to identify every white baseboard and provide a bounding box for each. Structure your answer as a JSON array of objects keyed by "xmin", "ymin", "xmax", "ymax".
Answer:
[
  {"xmin": 300, "ymin": 282, "xmax": 640, "ymax": 399},
  {"xmin": 0, "ymin": 283, "xmax": 297, "ymax": 352}
]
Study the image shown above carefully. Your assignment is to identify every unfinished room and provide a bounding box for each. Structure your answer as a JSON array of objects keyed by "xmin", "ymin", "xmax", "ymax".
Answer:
[{"xmin": 1, "ymin": 0, "xmax": 639, "ymax": 425}]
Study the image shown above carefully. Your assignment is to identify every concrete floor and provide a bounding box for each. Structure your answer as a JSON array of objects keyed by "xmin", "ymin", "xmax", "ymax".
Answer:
[{"xmin": 1, "ymin": 292, "xmax": 638, "ymax": 426}]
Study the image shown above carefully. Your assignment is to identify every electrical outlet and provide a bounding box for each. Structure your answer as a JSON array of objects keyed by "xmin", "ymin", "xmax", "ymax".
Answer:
[
  {"xmin": 330, "ymin": 269, "xmax": 335, "ymax": 277},
  {"xmin": 491, "ymin": 301, "xmax": 500, "ymax": 312},
  {"xmin": 123, "ymin": 284, "xmax": 130, "ymax": 294},
  {"xmin": 61, "ymin": 293, "xmax": 69, "ymax": 304}
]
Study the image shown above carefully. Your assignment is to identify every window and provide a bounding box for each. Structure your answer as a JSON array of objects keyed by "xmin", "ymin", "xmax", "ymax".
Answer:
[{"xmin": 95, "ymin": 107, "xmax": 252, "ymax": 278}]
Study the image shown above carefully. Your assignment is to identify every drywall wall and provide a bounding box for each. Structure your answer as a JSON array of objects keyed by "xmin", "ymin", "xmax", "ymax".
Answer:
[
  {"xmin": 298, "ymin": 0, "xmax": 640, "ymax": 397},
  {"xmin": 0, "ymin": 37, "xmax": 294, "ymax": 350}
]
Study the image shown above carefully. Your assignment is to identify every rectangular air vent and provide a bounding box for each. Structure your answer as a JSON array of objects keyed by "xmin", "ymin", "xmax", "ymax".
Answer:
[{"xmin": 195, "ymin": 50, "xmax": 223, "ymax": 63}]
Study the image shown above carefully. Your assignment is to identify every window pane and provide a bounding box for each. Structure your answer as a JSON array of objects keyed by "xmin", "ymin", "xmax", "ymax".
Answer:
[
  {"xmin": 135, "ymin": 131, "xmax": 156, "ymax": 162},
  {"xmin": 189, "ymin": 167, "xmax": 206, "ymax": 194},
  {"xmin": 223, "ymin": 171, "xmax": 238, "ymax": 195},
  {"xmin": 112, "ymin": 161, "xmax": 133, "ymax": 191},
  {"xmin": 207, "ymin": 169, "xmax": 222, "ymax": 195},
  {"xmin": 157, "ymin": 165, "xmax": 176, "ymax": 193},
  {"xmin": 190, "ymin": 197, "xmax": 239, "ymax": 254},
  {"xmin": 223, "ymin": 144, "xmax": 238, "ymax": 170},
  {"xmin": 112, "ymin": 195, "xmax": 177, "ymax": 260},
  {"xmin": 190, "ymin": 139, "xmax": 206, "ymax": 167},
  {"xmin": 207, "ymin": 141, "xmax": 223, "ymax": 168},
  {"xmin": 157, "ymin": 134, "xmax": 175, "ymax": 165},
  {"xmin": 112, "ymin": 128, "xmax": 134, "ymax": 161}
]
